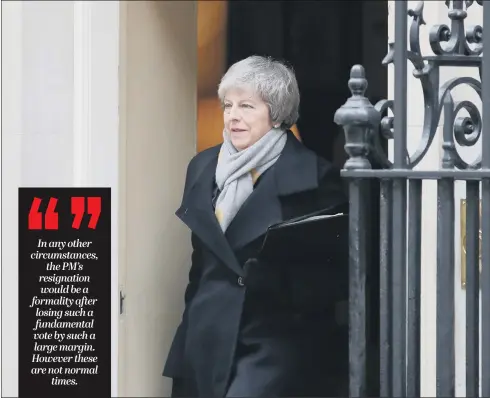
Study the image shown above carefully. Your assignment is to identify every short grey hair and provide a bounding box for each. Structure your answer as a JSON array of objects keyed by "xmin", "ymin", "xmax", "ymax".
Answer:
[{"xmin": 217, "ymin": 55, "xmax": 300, "ymax": 129}]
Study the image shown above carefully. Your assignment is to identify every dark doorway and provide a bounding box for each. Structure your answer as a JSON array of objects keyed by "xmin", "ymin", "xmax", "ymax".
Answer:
[{"xmin": 226, "ymin": 1, "xmax": 388, "ymax": 395}]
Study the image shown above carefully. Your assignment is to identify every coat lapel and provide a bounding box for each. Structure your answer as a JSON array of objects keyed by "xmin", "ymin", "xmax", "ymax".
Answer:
[
  {"xmin": 175, "ymin": 151, "xmax": 244, "ymax": 276},
  {"xmin": 225, "ymin": 131, "xmax": 325, "ymax": 250},
  {"xmin": 176, "ymin": 131, "xmax": 336, "ymax": 275}
]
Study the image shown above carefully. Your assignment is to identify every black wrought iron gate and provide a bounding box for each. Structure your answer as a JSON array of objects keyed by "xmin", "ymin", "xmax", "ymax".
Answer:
[{"xmin": 334, "ymin": 1, "xmax": 489, "ymax": 396}]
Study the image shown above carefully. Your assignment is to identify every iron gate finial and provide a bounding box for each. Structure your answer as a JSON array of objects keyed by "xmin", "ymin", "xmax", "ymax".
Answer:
[{"xmin": 334, "ymin": 65, "xmax": 381, "ymax": 170}]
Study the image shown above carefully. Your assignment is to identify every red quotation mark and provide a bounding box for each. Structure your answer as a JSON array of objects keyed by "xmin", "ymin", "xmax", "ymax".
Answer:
[
  {"xmin": 28, "ymin": 197, "xmax": 59, "ymax": 230},
  {"xmin": 71, "ymin": 197, "xmax": 101, "ymax": 229}
]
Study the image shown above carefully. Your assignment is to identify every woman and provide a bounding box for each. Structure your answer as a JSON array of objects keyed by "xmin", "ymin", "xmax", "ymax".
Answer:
[{"xmin": 163, "ymin": 55, "xmax": 349, "ymax": 397}]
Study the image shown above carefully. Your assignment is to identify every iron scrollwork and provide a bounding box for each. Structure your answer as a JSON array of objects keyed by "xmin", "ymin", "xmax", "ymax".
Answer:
[{"xmin": 359, "ymin": 0, "xmax": 484, "ymax": 170}]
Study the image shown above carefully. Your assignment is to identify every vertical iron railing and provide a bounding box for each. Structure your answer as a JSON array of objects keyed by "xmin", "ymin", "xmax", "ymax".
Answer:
[
  {"xmin": 334, "ymin": 0, "xmax": 489, "ymax": 396},
  {"xmin": 481, "ymin": 3, "xmax": 490, "ymax": 397}
]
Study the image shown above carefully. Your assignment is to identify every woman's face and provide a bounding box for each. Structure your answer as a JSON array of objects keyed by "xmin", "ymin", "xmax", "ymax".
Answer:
[{"xmin": 223, "ymin": 86, "xmax": 274, "ymax": 151}]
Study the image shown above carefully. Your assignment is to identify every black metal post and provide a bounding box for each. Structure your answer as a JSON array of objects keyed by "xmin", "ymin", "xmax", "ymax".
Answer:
[
  {"xmin": 334, "ymin": 65, "xmax": 380, "ymax": 398},
  {"xmin": 465, "ymin": 181, "xmax": 480, "ymax": 398},
  {"xmin": 406, "ymin": 179, "xmax": 421, "ymax": 398},
  {"xmin": 393, "ymin": 3, "xmax": 408, "ymax": 396},
  {"xmin": 379, "ymin": 179, "xmax": 393, "ymax": 398},
  {"xmin": 436, "ymin": 97, "xmax": 456, "ymax": 397},
  {"xmin": 481, "ymin": 2, "xmax": 490, "ymax": 396}
]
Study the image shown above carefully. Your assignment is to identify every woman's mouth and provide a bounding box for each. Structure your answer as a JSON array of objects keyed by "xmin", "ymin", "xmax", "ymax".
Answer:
[{"xmin": 231, "ymin": 128, "xmax": 246, "ymax": 133}]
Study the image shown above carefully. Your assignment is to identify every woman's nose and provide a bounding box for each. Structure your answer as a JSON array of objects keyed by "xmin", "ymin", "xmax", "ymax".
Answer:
[{"xmin": 228, "ymin": 105, "xmax": 241, "ymax": 120}]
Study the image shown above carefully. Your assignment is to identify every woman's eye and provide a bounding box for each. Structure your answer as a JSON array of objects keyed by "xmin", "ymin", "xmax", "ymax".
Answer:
[
  {"xmin": 241, "ymin": 104, "xmax": 253, "ymax": 109},
  {"xmin": 223, "ymin": 103, "xmax": 231, "ymax": 109}
]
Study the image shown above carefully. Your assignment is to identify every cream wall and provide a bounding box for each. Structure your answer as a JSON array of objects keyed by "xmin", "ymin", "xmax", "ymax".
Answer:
[
  {"xmin": 387, "ymin": 2, "xmax": 483, "ymax": 396},
  {"xmin": 1, "ymin": 1, "xmax": 121, "ymax": 396},
  {"xmin": 118, "ymin": 1, "xmax": 197, "ymax": 396}
]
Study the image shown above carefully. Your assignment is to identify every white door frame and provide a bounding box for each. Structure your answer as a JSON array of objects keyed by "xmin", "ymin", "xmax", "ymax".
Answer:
[
  {"xmin": 73, "ymin": 2, "xmax": 121, "ymax": 396},
  {"xmin": 1, "ymin": 1, "xmax": 121, "ymax": 396}
]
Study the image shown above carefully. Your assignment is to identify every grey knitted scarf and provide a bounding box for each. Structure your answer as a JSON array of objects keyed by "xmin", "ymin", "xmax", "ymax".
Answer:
[{"xmin": 214, "ymin": 127, "xmax": 287, "ymax": 232}]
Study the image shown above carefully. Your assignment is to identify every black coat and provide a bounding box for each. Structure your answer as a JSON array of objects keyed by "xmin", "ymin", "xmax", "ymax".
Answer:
[{"xmin": 163, "ymin": 131, "xmax": 349, "ymax": 397}]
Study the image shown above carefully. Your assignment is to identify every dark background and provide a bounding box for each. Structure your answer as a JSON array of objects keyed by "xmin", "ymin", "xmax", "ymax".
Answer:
[
  {"xmin": 226, "ymin": 1, "xmax": 388, "ymax": 394},
  {"xmin": 18, "ymin": 188, "xmax": 111, "ymax": 398},
  {"xmin": 226, "ymin": 0, "xmax": 381, "ymax": 163}
]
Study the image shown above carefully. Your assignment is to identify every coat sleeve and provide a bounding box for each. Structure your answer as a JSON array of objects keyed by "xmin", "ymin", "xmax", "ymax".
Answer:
[
  {"xmin": 179, "ymin": 155, "xmax": 205, "ymax": 308},
  {"xmin": 162, "ymin": 240, "xmax": 202, "ymax": 377},
  {"xmin": 163, "ymin": 157, "xmax": 204, "ymax": 378},
  {"xmin": 287, "ymin": 166, "xmax": 349, "ymax": 314}
]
